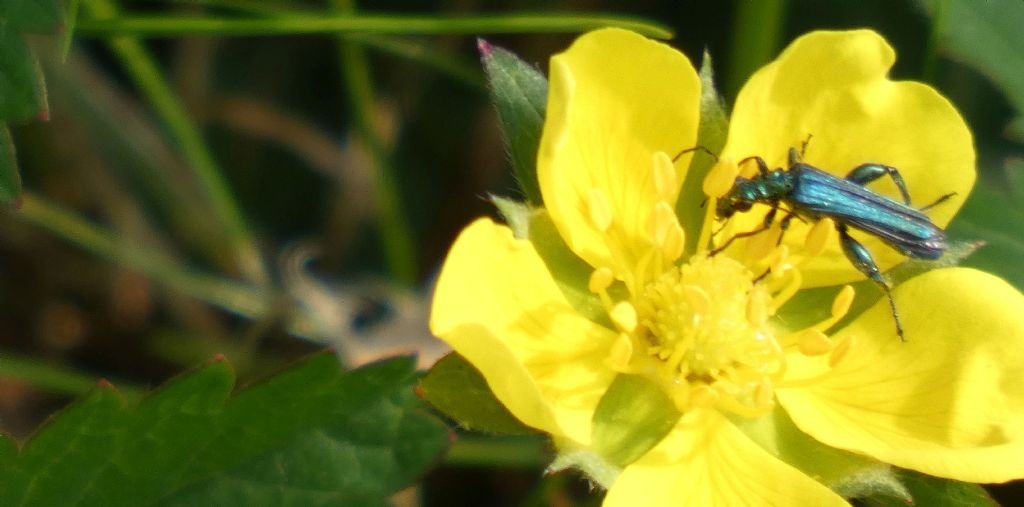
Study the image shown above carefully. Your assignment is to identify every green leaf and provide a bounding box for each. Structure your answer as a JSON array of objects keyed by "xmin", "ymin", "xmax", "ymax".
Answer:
[
  {"xmin": 0, "ymin": 29, "xmax": 47, "ymax": 123},
  {"xmin": 0, "ymin": 354, "xmax": 450, "ymax": 506},
  {"xmin": 732, "ymin": 408, "xmax": 909, "ymax": 502},
  {"xmin": 420, "ymin": 353, "xmax": 536, "ymax": 436},
  {"xmin": 0, "ymin": 126, "xmax": 21, "ymax": 203},
  {"xmin": 919, "ymin": 0, "xmax": 1024, "ymax": 131},
  {"xmin": 479, "ymin": 38, "xmax": 547, "ymax": 205},
  {"xmin": 1, "ymin": 0, "xmax": 63, "ymax": 34},
  {"xmin": 679, "ymin": 50, "xmax": 729, "ymax": 256},
  {"xmin": 590, "ymin": 374, "xmax": 680, "ymax": 466}
]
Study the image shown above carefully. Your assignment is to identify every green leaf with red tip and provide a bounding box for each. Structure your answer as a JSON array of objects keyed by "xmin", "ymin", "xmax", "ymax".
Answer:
[
  {"xmin": 479, "ymin": 38, "xmax": 547, "ymax": 205},
  {"xmin": 0, "ymin": 353, "xmax": 450, "ymax": 506},
  {"xmin": 420, "ymin": 352, "xmax": 537, "ymax": 436}
]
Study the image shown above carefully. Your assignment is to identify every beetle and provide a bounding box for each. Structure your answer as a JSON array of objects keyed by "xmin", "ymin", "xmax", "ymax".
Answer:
[{"xmin": 709, "ymin": 143, "xmax": 954, "ymax": 340}]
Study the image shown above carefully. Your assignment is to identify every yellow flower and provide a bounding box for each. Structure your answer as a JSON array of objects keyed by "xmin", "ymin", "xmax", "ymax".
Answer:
[{"xmin": 431, "ymin": 28, "xmax": 1024, "ymax": 505}]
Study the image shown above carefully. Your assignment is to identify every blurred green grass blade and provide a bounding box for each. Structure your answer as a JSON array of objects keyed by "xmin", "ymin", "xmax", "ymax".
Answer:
[
  {"xmin": 75, "ymin": 13, "xmax": 673, "ymax": 39},
  {"xmin": 919, "ymin": 0, "xmax": 1024, "ymax": 135},
  {"xmin": 420, "ymin": 353, "xmax": 536, "ymax": 436},
  {"xmin": 724, "ymin": 0, "xmax": 786, "ymax": 100},
  {"xmin": 81, "ymin": 0, "xmax": 268, "ymax": 285},
  {"xmin": 0, "ymin": 354, "xmax": 450, "ymax": 506},
  {"xmin": 0, "ymin": 350, "xmax": 145, "ymax": 400},
  {"xmin": 947, "ymin": 180, "xmax": 1024, "ymax": 290},
  {"xmin": 480, "ymin": 39, "xmax": 547, "ymax": 204},
  {"xmin": 330, "ymin": 0, "xmax": 417, "ymax": 284}
]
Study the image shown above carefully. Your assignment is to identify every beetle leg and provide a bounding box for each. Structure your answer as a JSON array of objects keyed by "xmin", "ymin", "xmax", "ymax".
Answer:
[
  {"xmin": 837, "ymin": 225, "xmax": 905, "ymax": 341},
  {"xmin": 920, "ymin": 192, "xmax": 957, "ymax": 211},
  {"xmin": 709, "ymin": 205, "xmax": 778, "ymax": 256},
  {"xmin": 737, "ymin": 155, "xmax": 771, "ymax": 177},
  {"xmin": 750, "ymin": 212, "xmax": 799, "ymax": 283},
  {"xmin": 788, "ymin": 134, "xmax": 814, "ymax": 165},
  {"xmin": 845, "ymin": 163, "xmax": 912, "ymax": 206}
]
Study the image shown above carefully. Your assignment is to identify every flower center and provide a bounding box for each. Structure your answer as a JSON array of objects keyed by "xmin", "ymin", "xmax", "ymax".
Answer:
[{"xmin": 604, "ymin": 255, "xmax": 787, "ymax": 417}]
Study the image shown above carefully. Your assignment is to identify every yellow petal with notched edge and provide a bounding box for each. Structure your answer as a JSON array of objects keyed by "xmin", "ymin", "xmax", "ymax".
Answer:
[
  {"xmin": 720, "ymin": 30, "xmax": 974, "ymax": 288},
  {"xmin": 604, "ymin": 409, "xmax": 847, "ymax": 506},
  {"xmin": 777, "ymin": 268, "xmax": 1024, "ymax": 482},
  {"xmin": 430, "ymin": 218, "xmax": 618, "ymax": 444},
  {"xmin": 538, "ymin": 28, "xmax": 700, "ymax": 278}
]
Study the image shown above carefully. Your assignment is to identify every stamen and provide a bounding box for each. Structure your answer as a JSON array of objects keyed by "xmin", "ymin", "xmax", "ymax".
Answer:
[
  {"xmin": 796, "ymin": 329, "xmax": 833, "ymax": 356},
  {"xmin": 661, "ymin": 224, "xmax": 686, "ymax": 263},
  {"xmin": 587, "ymin": 188, "xmax": 613, "ymax": 232},
  {"xmin": 652, "ymin": 151, "xmax": 677, "ymax": 199},
  {"xmin": 588, "ymin": 267, "xmax": 615, "ymax": 293},
  {"xmin": 690, "ymin": 385, "xmax": 719, "ymax": 408},
  {"xmin": 703, "ymin": 158, "xmax": 738, "ymax": 198},
  {"xmin": 805, "ymin": 218, "xmax": 834, "ymax": 257},
  {"xmin": 647, "ymin": 201, "xmax": 680, "ymax": 248},
  {"xmin": 829, "ymin": 335, "xmax": 855, "ymax": 368},
  {"xmin": 610, "ymin": 301, "xmax": 638, "ymax": 333},
  {"xmin": 606, "ymin": 333, "xmax": 634, "ymax": 372}
]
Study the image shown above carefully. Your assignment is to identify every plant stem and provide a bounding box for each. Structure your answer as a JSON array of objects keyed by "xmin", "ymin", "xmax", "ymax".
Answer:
[
  {"xmin": 76, "ymin": 13, "xmax": 674, "ymax": 39},
  {"xmin": 444, "ymin": 435, "xmax": 550, "ymax": 468}
]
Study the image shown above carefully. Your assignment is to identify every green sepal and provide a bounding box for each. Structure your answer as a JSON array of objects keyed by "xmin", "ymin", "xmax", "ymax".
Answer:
[
  {"xmin": 527, "ymin": 209, "xmax": 608, "ymax": 325},
  {"xmin": 490, "ymin": 194, "xmax": 533, "ymax": 239},
  {"xmin": 947, "ymin": 180, "xmax": 1024, "ymax": 291},
  {"xmin": 419, "ymin": 352, "xmax": 537, "ymax": 436},
  {"xmin": 590, "ymin": 374, "xmax": 681, "ymax": 467},
  {"xmin": 857, "ymin": 469, "xmax": 997, "ymax": 507},
  {"xmin": 678, "ymin": 50, "xmax": 729, "ymax": 256},
  {"xmin": 479, "ymin": 38, "xmax": 547, "ymax": 205},
  {"xmin": 731, "ymin": 407, "xmax": 909, "ymax": 502},
  {"xmin": 0, "ymin": 126, "xmax": 22, "ymax": 204}
]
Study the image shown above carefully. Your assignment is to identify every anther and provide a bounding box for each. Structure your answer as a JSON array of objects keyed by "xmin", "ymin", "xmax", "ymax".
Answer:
[
  {"xmin": 831, "ymin": 285, "xmax": 855, "ymax": 319},
  {"xmin": 588, "ymin": 267, "xmax": 615, "ymax": 293},
  {"xmin": 754, "ymin": 378, "xmax": 775, "ymax": 408},
  {"xmin": 610, "ymin": 301, "xmax": 638, "ymax": 333},
  {"xmin": 703, "ymin": 158, "xmax": 738, "ymax": 198},
  {"xmin": 828, "ymin": 335, "xmax": 855, "ymax": 368},
  {"xmin": 606, "ymin": 333, "xmax": 634, "ymax": 371},
  {"xmin": 587, "ymin": 188, "xmax": 613, "ymax": 232},
  {"xmin": 652, "ymin": 151, "xmax": 677, "ymax": 199},
  {"xmin": 661, "ymin": 224, "xmax": 685, "ymax": 262},
  {"xmin": 797, "ymin": 329, "xmax": 833, "ymax": 356},
  {"xmin": 690, "ymin": 384, "xmax": 719, "ymax": 408}
]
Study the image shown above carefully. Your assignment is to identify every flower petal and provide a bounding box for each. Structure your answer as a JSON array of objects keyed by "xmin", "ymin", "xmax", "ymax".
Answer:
[
  {"xmin": 538, "ymin": 28, "xmax": 701, "ymax": 277},
  {"xmin": 722, "ymin": 30, "xmax": 974, "ymax": 287},
  {"xmin": 604, "ymin": 410, "xmax": 847, "ymax": 506},
  {"xmin": 430, "ymin": 218, "xmax": 618, "ymax": 444},
  {"xmin": 778, "ymin": 268, "xmax": 1024, "ymax": 482}
]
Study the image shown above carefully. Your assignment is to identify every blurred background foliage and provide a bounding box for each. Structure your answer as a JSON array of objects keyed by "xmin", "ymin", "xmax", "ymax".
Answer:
[{"xmin": 2, "ymin": 0, "xmax": 1024, "ymax": 504}]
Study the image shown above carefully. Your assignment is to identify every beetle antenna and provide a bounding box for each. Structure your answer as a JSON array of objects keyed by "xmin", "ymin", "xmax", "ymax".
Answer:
[{"xmin": 673, "ymin": 145, "xmax": 718, "ymax": 163}]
